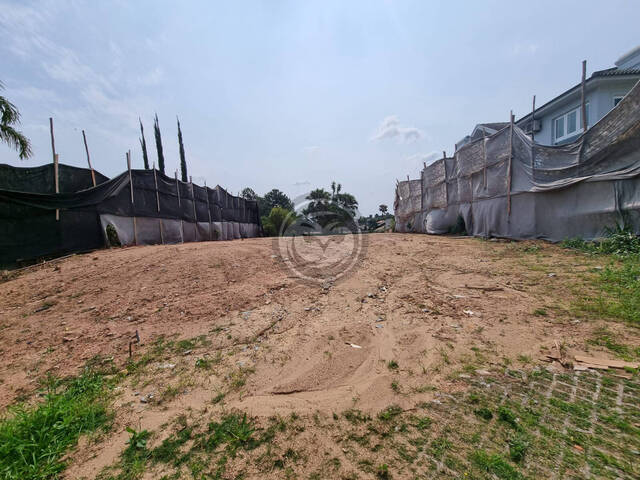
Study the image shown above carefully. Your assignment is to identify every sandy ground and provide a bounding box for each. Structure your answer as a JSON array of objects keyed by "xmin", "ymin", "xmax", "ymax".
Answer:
[{"xmin": 1, "ymin": 233, "xmax": 637, "ymax": 478}]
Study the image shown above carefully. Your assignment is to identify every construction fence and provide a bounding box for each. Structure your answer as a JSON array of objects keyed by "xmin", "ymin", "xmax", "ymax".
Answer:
[
  {"xmin": 394, "ymin": 80, "xmax": 640, "ymax": 241},
  {"xmin": 0, "ymin": 165, "xmax": 261, "ymax": 266}
]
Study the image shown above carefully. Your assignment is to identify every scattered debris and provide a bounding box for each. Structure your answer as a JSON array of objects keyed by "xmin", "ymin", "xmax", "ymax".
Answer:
[
  {"xmin": 464, "ymin": 284, "xmax": 504, "ymax": 292},
  {"xmin": 346, "ymin": 343, "xmax": 362, "ymax": 349},
  {"xmin": 463, "ymin": 310, "xmax": 474, "ymax": 316}
]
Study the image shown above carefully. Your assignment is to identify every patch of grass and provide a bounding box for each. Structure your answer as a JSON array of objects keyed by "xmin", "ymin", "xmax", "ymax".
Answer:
[
  {"xmin": 387, "ymin": 360, "xmax": 399, "ymax": 371},
  {"xmin": 343, "ymin": 409, "xmax": 371, "ymax": 424},
  {"xmin": 471, "ymin": 450, "xmax": 523, "ymax": 480},
  {"xmin": 508, "ymin": 432, "xmax": 530, "ymax": 463},
  {"xmin": 474, "ymin": 407, "xmax": 493, "ymax": 421},
  {"xmin": 376, "ymin": 463, "xmax": 391, "ymax": 479},
  {"xmin": 197, "ymin": 413, "xmax": 257, "ymax": 456},
  {"xmin": 115, "ymin": 427, "xmax": 151, "ymax": 479},
  {"xmin": 377, "ymin": 405, "xmax": 403, "ymax": 422},
  {"xmin": 533, "ymin": 308, "xmax": 547, "ymax": 316},
  {"xmin": 390, "ymin": 381, "xmax": 400, "ymax": 393},
  {"xmin": 0, "ymin": 369, "xmax": 112, "ymax": 480},
  {"xmin": 497, "ymin": 406, "xmax": 520, "ymax": 430},
  {"xmin": 151, "ymin": 427, "xmax": 192, "ymax": 465},
  {"xmin": 587, "ymin": 327, "xmax": 639, "ymax": 360},
  {"xmin": 582, "ymin": 257, "xmax": 640, "ymax": 326}
]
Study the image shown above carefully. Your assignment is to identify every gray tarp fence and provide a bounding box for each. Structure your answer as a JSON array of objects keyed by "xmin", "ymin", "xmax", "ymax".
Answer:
[
  {"xmin": 395, "ymin": 79, "xmax": 640, "ymax": 241},
  {"xmin": 0, "ymin": 167, "xmax": 261, "ymax": 266}
]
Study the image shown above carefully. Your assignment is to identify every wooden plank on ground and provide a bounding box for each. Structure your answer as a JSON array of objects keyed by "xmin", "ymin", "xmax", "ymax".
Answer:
[{"xmin": 574, "ymin": 355, "xmax": 639, "ymax": 369}]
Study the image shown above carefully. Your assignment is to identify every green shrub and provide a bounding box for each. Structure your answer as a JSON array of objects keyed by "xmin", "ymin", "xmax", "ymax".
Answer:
[{"xmin": 262, "ymin": 206, "xmax": 296, "ymax": 237}]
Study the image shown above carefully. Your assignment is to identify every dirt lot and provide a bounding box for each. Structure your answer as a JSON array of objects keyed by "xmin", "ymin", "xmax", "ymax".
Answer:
[{"xmin": 1, "ymin": 234, "xmax": 639, "ymax": 479}]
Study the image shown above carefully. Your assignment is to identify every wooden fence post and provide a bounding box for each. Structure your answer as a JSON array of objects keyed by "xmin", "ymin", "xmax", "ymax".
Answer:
[
  {"xmin": 482, "ymin": 129, "xmax": 487, "ymax": 189},
  {"xmin": 581, "ymin": 60, "xmax": 587, "ymax": 133},
  {"xmin": 153, "ymin": 165, "xmax": 164, "ymax": 244},
  {"xmin": 507, "ymin": 111, "xmax": 514, "ymax": 218},
  {"xmin": 190, "ymin": 176, "xmax": 197, "ymax": 223},
  {"xmin": 204, "ymin": 180, "xmax": 213, "ymax": 240},
  {"xmin": 54, "ymin": 153, "xmax": 59, "ymax": 221},
  {"xmin": 175, "ymin": 171, "xmax": 184, "ymax": 243},
  {"xmin": 82, "ymin": 130, "xmax": 97, "ymax": 187},
  {"xmin": 127, "ymin": 151, "xmax": 137, "ymax": 245}
]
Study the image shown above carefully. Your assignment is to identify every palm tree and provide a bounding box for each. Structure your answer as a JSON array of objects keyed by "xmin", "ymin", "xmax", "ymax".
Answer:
[{"xmin": 0, "ymin": 81, "xmax": 32, "ymax": 159}]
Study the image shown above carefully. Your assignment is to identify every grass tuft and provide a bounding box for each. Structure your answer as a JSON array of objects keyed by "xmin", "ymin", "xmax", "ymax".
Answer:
[{"xmin": 0, "ymin": 370, "xmax": 111, "ymax": 480}]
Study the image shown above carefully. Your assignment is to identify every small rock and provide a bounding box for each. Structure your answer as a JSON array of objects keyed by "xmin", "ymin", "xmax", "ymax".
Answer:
[
  {"xmin": 548, "ymin": 273, "xmax": 556, "ymax": 278},
  {"xmin": 126, "ymin": 316, "xmax": 133, "ymax": 322},
  {"xmin": 158, "ymin": 363, "xmax": 176, "ymax": 369},
  {"xmin": 477, "ymin": 369, "xmax": 491, "ymax": 376},
  {"xmin": 375, "ymin": 324, "xmax": 383, "ymax": 329}
]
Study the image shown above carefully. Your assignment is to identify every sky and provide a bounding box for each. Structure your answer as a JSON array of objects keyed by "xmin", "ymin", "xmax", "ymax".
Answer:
[{"xmin": 1, "ymin": 1, "xmax": 639, "ymax": 215}]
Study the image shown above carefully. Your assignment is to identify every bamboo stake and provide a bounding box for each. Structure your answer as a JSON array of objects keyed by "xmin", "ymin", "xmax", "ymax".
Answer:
[
  {"xmin": 507, "ymin": 111, "xmax": 514, "ymax": 218},
  {"xmin": 153, "ymin": 165, "xmax": 161, "ymax": 212},
  {"xmin": 482, "ymin": 129, "xmax": 487, "ymax": 189},
  {"xmin": 153, "ymin": 164, "xmax": 163, "ymax": 245},
  {"xmin": 531, "ymin": 95, "xmax": 536, "ymax": 172},
  {"xmin": 175, "ymin": 171, "xmax": 184, "ymax": 243},
  {"xmin": 204, "ymin": 180, "xmax": 213, "ymax": 240},
  {"xmin": 49, "ymin": 117, "xmax": 56, "ymax": 165},
  {"xmin": 82, "ymin": 130, "xmax": 97, "ymax": 187},
  {"xmin": 127, "ymin": 151, "xmax": 137, "ymax": 245},
  {"xmin": 531, "ymin": 95, "xmax": 536, "ymax": 143},
  {"xmin": 581, "ymin": 60, "xmax": 587, "ymax": 133},
  {"xmin": 190, "ymin": 177, "xmax": 197, "ymax": 239},
  {"xmin": 54, "ymin": 153, "xmax": 59, "ymax": 221}
]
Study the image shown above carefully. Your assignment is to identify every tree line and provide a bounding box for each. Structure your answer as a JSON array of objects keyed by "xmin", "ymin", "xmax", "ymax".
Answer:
[{"xmin": 241, "ymin": 183, "xmax": 393, "ymax": 236}]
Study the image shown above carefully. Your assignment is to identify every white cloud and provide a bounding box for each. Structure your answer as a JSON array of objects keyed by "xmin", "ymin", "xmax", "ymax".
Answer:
[{"xmin": 371, "ymin": 115, "xmax": 422, "ymax": 143}]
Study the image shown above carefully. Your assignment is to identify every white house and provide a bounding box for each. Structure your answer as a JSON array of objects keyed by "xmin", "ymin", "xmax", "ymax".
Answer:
[{"xmin": 456, "ymin": 46, "xmax": 640, "ymax": 150}]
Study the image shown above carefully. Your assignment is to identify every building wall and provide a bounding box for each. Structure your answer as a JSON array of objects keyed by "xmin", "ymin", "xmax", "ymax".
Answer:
[{"xmin": 524, "ymin": 77, "xmax": 639, "ymax": 146}]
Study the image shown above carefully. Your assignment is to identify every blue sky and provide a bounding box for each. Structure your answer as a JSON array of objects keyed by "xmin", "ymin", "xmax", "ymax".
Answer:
[{"xmin": 1, "ymin": 0, "xmax": 638, "ymax": 215}]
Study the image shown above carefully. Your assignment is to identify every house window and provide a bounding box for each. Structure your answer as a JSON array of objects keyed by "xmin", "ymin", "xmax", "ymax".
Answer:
[
  {"xmin": 553, "ymin": 104, "xmax": 588, "ymax": 143},
  {"xmin": 614, "ymin": 95, "xmax": 624, "ymax": 107}
]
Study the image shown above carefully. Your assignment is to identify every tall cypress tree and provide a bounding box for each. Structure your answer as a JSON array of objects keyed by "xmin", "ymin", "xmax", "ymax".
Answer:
[
  {"xmin": 139, "ymin": 118, "xmax": 150, "ymax": 170},
  {"xmin": 153, "ymin": 113, "xmax": 165, "ymax": 174},
  {"xmin": 177, "ymin": 116, "xmax": 187, "ymax": 182}
]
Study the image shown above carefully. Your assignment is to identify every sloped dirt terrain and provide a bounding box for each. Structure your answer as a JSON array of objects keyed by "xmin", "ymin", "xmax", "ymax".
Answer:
[{"xmin": 1, "ymin": 234, "xmax": 638, "ymax": 479}]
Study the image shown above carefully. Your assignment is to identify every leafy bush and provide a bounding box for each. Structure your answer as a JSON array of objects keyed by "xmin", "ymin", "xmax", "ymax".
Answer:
[{"xmin": 261, "ymin": 206, "xmax": 296, "ymax": 237}]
